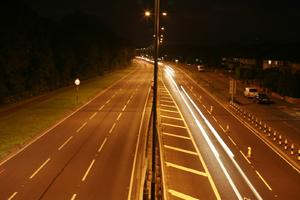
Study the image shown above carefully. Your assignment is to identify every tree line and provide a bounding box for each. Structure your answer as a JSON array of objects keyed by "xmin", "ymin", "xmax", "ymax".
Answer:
[{"xmin": 0, "ymin": 1, "xmax": 134, "ymax": 104}]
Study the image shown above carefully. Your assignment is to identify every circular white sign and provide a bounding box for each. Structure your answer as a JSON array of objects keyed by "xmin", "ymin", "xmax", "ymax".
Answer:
[{"xmin": 74, "ymin": 78, "xmax": 80, "ymax": 86}]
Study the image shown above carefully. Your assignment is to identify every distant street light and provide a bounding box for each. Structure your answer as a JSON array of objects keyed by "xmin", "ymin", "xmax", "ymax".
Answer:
[
  {"xmin": 162, "ymin": 12, "xmax": 167, "ymax": 16},
  {"xmin": 74, "ymin": 78, "xmax": 80, "ymax": 104},
  {"xmin": 145, "ymin": 10, "xmax": 151, "ymax": 16}
]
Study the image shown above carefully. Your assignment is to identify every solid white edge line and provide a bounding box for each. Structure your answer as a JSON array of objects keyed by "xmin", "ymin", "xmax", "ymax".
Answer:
[
  {"xmin": 127, "ymin": 86, "xmax": 151, "ymax": 200},
  {"xmin": 8, "ymin": 192, "xmax": 18, "ymax": 200},
  {"xmin": 81, "ymin": 159, "xmax": 96, "ymax": 182},
  {"xmin": 29, "ymin": 158, "xmax": 51, "ymax": 179},
  {"xmin": 0, "ymin": 67, "xmax": 137, "ymax": 167}
]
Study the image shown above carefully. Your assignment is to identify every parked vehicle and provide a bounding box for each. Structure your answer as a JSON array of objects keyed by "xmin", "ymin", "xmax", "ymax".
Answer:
[
  {"xmin": 197, "ymin": 65, "xmax": 205, "ymax": 72},
  {"xmin": 244, "ymin": 87, "xmax": 258, "ymax": 98},
  {"xmin": 254, "ymin": 93, "xmax": 270, "ymax": 104}
]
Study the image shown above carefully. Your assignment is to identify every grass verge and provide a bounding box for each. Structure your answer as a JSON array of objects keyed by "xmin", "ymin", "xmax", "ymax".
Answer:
[{"xmin": 0, "ymin": 63, "xmax": 136, "ymax": 160}]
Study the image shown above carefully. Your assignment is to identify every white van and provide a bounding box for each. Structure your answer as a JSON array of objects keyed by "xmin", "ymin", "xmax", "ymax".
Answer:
[
  {"xmin": 197, "ymin": 65, "xmax": 205, "ymax": 72},
  {"xmin": 244, "ymin": 87, "xmax": 258, "ymax": 98}
]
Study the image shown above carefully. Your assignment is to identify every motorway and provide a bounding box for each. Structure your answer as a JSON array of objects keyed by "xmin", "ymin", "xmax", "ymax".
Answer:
[
  {"xmin": 160, "ymin": 64, "xmax": 300, "ymax": 200},
  {"xmin": 0, "ymin": 61, "xmax": 152, "ymax": 200}
]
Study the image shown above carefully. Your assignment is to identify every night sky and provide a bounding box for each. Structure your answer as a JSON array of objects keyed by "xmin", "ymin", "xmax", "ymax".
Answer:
[{"xmin": 23, "ymin": 0, "xmax": 300, "ymax": 46}]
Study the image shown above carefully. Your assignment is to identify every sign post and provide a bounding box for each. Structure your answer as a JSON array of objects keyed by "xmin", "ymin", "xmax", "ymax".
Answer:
[{"xmin": 74, "ymin": 78, "xmax": 80, "ymax": 104}]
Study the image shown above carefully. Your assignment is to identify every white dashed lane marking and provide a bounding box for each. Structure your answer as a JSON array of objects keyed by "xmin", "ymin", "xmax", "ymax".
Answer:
[
  {"xmin": 82, "ymin": 159, "xmax": 96, "ymax": 182},
  {"xmin": 58, "ymin": 136, "xmax": 73, "ymax": 150},
  {"xmin": 89, "ymin": 112, "xmax": 97, "ymax": 120},
  {"xmin": 76, "ymin": 122, "xmax": 87, "ymax": 133},
  {"xmin": 98, "ymin": 138, "xmax": 107, "ymax": 153},
  {"xmin": 29, "ymin": 158, "xmax": 51, "ymax": 179},
  {"xmin": 8, "ymin": 192, "xmax": 18, "ymax": 200}
]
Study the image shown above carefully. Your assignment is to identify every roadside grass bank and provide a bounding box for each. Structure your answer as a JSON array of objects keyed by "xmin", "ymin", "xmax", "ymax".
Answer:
[{"xmin": 0, "ymin": 63, "xmax": 137, "ymax": 160}]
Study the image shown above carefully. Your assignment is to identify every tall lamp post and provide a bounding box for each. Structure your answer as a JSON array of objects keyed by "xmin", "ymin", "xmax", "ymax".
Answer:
[{"xmin": 152, "ymin": 0, "xmax": 160, "ymax": 199}]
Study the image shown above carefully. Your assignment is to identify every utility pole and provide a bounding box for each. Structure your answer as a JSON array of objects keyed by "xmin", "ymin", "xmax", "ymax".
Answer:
[{"xmin": 151, "ymin": 0, "xmax": 160, "ymax": 199}]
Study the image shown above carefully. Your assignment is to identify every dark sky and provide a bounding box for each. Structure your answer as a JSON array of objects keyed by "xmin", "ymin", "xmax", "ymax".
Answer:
[{"xmin": 23, "ymin": 0, "xmax": 300, "ymax": 46}]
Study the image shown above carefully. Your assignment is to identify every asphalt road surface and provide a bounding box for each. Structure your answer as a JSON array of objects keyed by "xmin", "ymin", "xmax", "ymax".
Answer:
[
  {"xmin": 0, "ymin": 61, "xmax": 152, "ymax": 200},
  {"xmin": 160, "ymin": 64, "xmax": 300, "ymax": 200}
]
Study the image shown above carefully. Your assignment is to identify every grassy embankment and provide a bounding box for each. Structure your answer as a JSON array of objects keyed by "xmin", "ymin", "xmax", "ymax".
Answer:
[{"xmin": 0, "ymin": 64, "xmax": 136, "ymax": 160}]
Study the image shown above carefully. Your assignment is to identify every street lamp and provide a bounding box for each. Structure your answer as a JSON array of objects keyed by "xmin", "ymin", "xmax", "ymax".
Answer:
[
  {"xmin": 151, "ymin": 0, "xmax": 160, "ymax": 199},
  {"xmin": 145, "ymin": 10, "xmax": 151, "ymax": 17},
  {"xmin": 74, "ymin": 78, "xmax": 80, "ymax": 104}
]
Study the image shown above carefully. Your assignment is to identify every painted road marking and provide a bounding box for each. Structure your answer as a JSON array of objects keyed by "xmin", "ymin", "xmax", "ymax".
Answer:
[
  {"xmin": 160, "ymin": 109, "xmax": 179, "ymax": 114},
  {"xmin": 70, "ymin": 194, "xmax": 77, "ymax": 200},
  {"xmin": 166, "ymin": 162, "xmax": 207, "ymax": 177},
  {"xmin": 212, "ymin": 116, "xmax": 218, "ymax": 122},
  {"xmin": 218, "ymin": 124, "xmax": 226, "ymax": 132},
  {"xmin": 106, "ymin": 99, "xmax": 111, "ymax": 104},
  {"xmin": 161, "ymin": 104, "xmax": 176, "ymax": 108},
  {"xmin": 98, "ymin": 105, "xmax": 105, "ymax": 111},
  {"xmin": 228, "ymin": 136, "xmax": 237, "ymax": 146},
  {"xmin": 117, "ymin": 112, "xmax": 123, "ymax": 121},
  {"xmin": 126, "ymin": 99, "xmax": 131, "ymax": 105},
  {"xmin": 168, "ymin": 189, "xmax": 198, "ymax": 200},
  {"xmin": 162, "ymin": 80, "xmax": 221, "ymax": 199},
  {"xmin": 161, "ymin": 115, "xmax": 182, "ymax": 121},
  {"xmin": 122, "ymin": 105, "xmax": 127, "ymax": 111},
  {"xmin": 109, "ymin": 123, "xmax": 116, "ymax": 134},
  {"xmin": 98, "ymin": 138, "xmax": 107, "ymax": 153},
  {"xmin": 240, "ymin": 151, "xmax": 251, "ymax": 164},
  {"xmin": 256, "ymin": 171, "xmax": 272, "ymax": 191},
  {"xmin": 30, "ymin": 158, "xmax": 51, "ymax": 179},
  {"xmin": 161, "ymin": 97, "xmax": 172, "ymax": 101},
  {"xmin": 0, "ymin": 169, "xmax": 5, "ymax": 175},
  {"xmin": 76, "ymin": 122, "xmax": 87, "ymax": 133},
  {"xmin": 160, "ymin": 99, "xmax": 174, "ymax": 103},
  {"xmin": 164, "ymin": 145, "xmax": 197, "ymax": 156},
  {"xmin": 82, "ymin": 159, "xmax": 96, "ymax": 182},
  {"xmin": 58, "ymin": 136, "xmax": 73, "ymax": 150},
  {"xmin": 8, "ymin": 192, "xmax": 18, "ymax": 200},
  {"xmin": 89, "ymin": 112, "xmax": 97, "ymax": 120},
  {"xmin": 162, "ymin": 123, "xmax": 186, "ymax": 129},
  {"xmin": 162, "ymin": 132, "xmax": 190, "ymax": 140}
]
